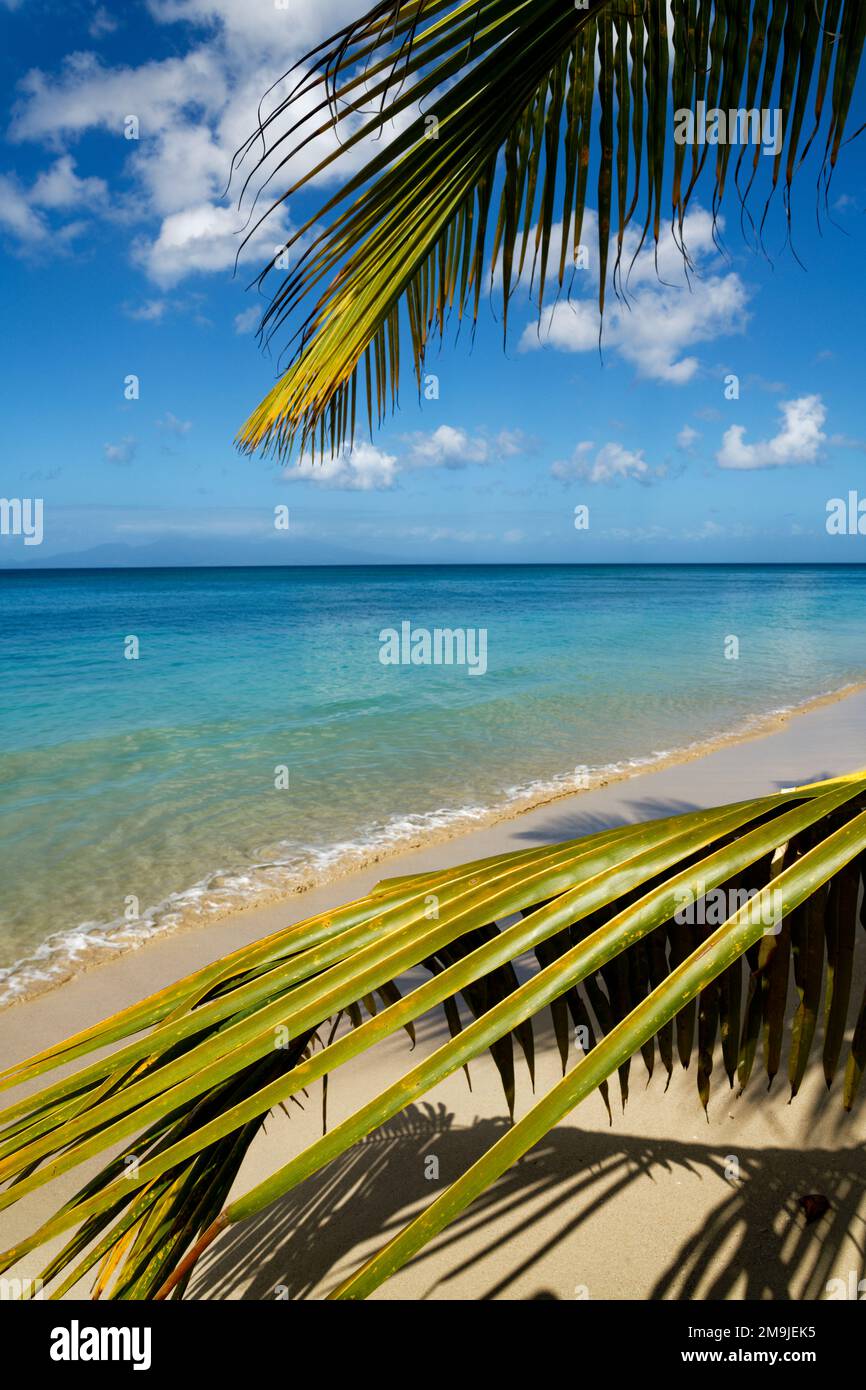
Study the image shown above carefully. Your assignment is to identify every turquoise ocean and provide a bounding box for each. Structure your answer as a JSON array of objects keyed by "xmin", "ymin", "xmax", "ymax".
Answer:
[{"xmin": 1, "ymin": 564, "xmax": 864, "ymax": 1002}]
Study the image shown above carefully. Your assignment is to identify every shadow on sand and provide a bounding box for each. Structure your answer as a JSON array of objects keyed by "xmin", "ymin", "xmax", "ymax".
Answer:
[{"xmin": 190, "ymin": 1103, "xmax": 866, "ymax": 1302}]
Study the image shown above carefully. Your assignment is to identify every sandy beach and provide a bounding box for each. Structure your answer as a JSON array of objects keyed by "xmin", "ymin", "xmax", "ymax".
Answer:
[{"xmin": 1, "ymin": 686, "xmax": 865, "ymax": 1300}]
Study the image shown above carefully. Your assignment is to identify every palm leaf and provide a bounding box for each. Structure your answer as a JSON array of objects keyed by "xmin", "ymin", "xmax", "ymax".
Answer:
[
  {"xmin": 230, "ymin": 0, "xmax": 865, "ymax": 461},
  {"xmin": 1, "ymin": 771, "xmax": 866, "ymax": 1299}
]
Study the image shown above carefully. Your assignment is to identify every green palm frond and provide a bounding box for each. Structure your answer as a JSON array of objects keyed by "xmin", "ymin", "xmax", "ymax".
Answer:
[
  {"xmin": 1, "ymin": 770, "xmax": 866, "ymax": 1299},
  {"xmin": 233, "ymin": 0, "xmax": 865, "ymax": 461}
]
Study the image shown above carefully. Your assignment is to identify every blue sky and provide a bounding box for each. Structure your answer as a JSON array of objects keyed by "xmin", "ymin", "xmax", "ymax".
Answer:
[{"xmin": 1, "ymin": 0, "xmax": 865, "ymax": 566}]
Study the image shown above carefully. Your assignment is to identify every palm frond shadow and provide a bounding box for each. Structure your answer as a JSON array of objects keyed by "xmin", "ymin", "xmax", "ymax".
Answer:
[
  {"xmin": 774, "ymin": 774, "xmax": 841, "ymax": 792},
  {"xmin": 513, "ymin": 780, "xmax": 856, "ymax": 848},
  {"xmin": 512, "ymin": 798, "xmax": 704, "ymax": 844},
  {"xmin": 190, "ymin": 1103, "xmax": 866, "ymax": 1302}
]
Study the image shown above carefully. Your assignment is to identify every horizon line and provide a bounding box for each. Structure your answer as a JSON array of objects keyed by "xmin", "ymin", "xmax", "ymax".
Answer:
[{"xmin": 4, "ymin": 560, "xmax": 866, "ymax": 575}]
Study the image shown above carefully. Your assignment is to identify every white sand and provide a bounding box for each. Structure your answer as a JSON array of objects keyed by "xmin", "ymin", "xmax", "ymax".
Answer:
[{"xmin": 1, "ymin": 687, "xmax": 865, "ymax": 1300}]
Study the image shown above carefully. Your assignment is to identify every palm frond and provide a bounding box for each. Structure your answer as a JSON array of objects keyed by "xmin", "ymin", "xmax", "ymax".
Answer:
[
  {"xmin": 233, "ymin": 0, "xmax": 865, "ymax": 460},
  {"xmin": 1, "ymin": 771, "xmax": 866, "ymax": 1298}
]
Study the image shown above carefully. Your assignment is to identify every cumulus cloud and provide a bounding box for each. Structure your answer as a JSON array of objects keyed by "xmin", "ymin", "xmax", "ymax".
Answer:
[
  {"xmin": 716, "ymin": 395, "xmax": 827, "ymax": 470},
  {"xmin": 7, "ymin": 3, "xmax": 412, "ymax": 285},
  {"xmin": 0, "ymin": 156, "xmax": 110, "ymax": 254},
  {"xmin": 285, "ymin": 442, "xmax": 399, "ymax": 492},
  {"xmin": 0, "ymin": 173, "xmax": 49, "ymax": 245},
  {"xmin": 403, "ymin": 425, "xmax": 524, "ymax": 469},
  {"xmin": 11, "ymin": 50, "xmax": 226, "ymax": 145},
  {"xmin": 520, "ymin": 209, "xmax": 749, "ymax": 384},
  {"xmin": 132, "ymin": 200, "xmax": 293, "ymax": 287},
  {"xmin": 677, "ymin": 424, "xmax": 700, "ymax": 451},
  {"xmin": 282, "ymin": 425, "xmax": 524, "ymax": 490},
  {"xmin": 30, "ymin": 155, "xmax": 108, "ymax": 210},
  {"xmin": 551, "ymin": 440, "xmax": 657, "ymax": 485},
  {"xmin": 146, "ymin": 0, "xmax": 361, "ymax": 54},
  {"xmin": 406, "ymin": 424, "xmax": 490, "ymax": 467}
]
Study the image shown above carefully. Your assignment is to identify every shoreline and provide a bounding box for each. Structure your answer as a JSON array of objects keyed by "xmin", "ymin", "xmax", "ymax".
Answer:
[{"xmin": 2, "ymin": 676, "xmax": 866, "ymax": 1011}]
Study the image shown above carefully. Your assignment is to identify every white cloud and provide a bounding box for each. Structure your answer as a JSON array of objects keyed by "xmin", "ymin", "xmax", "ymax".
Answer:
[
  {"xmin": 716, "ymin": 395, "xmax": 827, "ymax": 470},
  {"xmin": 30, "ymin": 155, "xmax": 108, "ymax": 209},
  {"xmin": 157, "ymin": 411, "xmax": 192, "ymax": 435},
  {"xmin": 145, "ymin": 0, "xmax": 361, "ymax": 53},
  {"xmin": 126, "ymin": 298, "xmax": 168, "ymax": 321},
  {"xmin": 286, "ymin": 442, "xmax": 399, "ymax": 491},
  {"xmin": 496, "ymin": 429, "xmax": 528, "ymax": 456},
  {"xmin": 406, "ymin": 424, "xmax": 489, "ymax": 467},
  {"xmin": 0, "ymin": 173, "xmax": 49, "ymax": 245},
  {"xmin": 8, "ymin": 3, "xmax": 411, "ymax": 287},
  {"xmin": 403, "ymin": 424, "xmax": 519, "ymax": 469},
  {"xmin": 132, "ymin": 200, "xmax": 293, "ymax": 287},
  {"xmin": 89, "ymin": 6, "xmax": 118, "ymax": 38},
  {"xmin": 104, "ymin": 437, "xmax": 138, "ymax": 465},
  {"xmin": 0, "ymin": 157, "xmax": 109, "ymax": 254},
  {"xmin": 552, "ymin": 440, "xmax": 656, "ymax": 485},
  {"xmin": 234, "ymin": 305, "xmax": 260, "ymax": 334},
  {"xmin": 520, "ymin": 209, "xmax": 749, "ymax": 384},
  {"xmin": 829, "ymin": 431, "xmax": 866, "ymax": 452},
  {"xmin": 677, "ymin": 424, "xmax": 700, "ymax": 451},
  {"xmin": 131, "ymin": 122, "xmax": 229, "ymax": 219},
  {"xmin": 282, "ymin": 424, "xmax": 522, "ymax": 490},
  {"xmin": 11, "ymin": 50, "xmax": 225, "ymax": 145}
]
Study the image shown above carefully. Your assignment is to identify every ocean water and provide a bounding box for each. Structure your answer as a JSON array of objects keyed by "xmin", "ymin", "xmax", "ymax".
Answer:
[{"xmin": 1, "ymin": 563, "xmax": 865, "ymax": 1001}]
